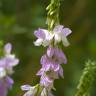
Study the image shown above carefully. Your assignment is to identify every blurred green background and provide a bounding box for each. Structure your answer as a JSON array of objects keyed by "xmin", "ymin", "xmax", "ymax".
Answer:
[{"xmin": 0, "ymin": 0, "xmax": 96, "ymax": 96}]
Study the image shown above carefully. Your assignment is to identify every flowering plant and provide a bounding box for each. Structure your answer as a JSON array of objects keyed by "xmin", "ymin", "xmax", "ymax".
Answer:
[
  {"xmin": 0, "ymin": 43, "xmax": 19, "ymax": 96},
  {"xmin": 21, "ymin": 0, "xmax": 72, "ymax": 95}
]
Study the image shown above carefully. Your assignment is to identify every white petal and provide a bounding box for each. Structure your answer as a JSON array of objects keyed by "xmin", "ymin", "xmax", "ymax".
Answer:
[
  {"xmin": 23, "ymin": 87, "xmax": 37, "ymax": 96},
  {"xmin": 41, "ymin": 88, "xmax": 47, "ymax": 96},
  {"xmin": 0, "ymin": 68, "xmax": 6, "ymax": 78},
  {"xmin": 23, "ymin": 91, "xmax": 33, "ymax": 96},
  {"xmin": 34, "ymin": 39, "xmax": 43, "ymax": 46},
  {"xmin": 21, "ymin": 85, "xmax": 33, "ymax": 91},
  {"xmin": 42, "ymin": 40, "xmax": 50, "ymax": 47},
  {"xmin": 54, "ymin": 34, "xmax": 61, "ymax": 44},
  {"xmin": 62, "ymin": 36, "xmax": 70, "ymax": 47}
]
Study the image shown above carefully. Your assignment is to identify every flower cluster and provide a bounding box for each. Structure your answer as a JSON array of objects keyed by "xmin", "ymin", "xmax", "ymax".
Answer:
[
  {"xmin": 21, "ymin": 25, "xmax": 72, "ymax": 96},
  {"xmin": 34, "ymin": 25, "xmax": 72, "ymax": 47},
  {"xmin": 0, "ymin": 43, "xmax": 19, "ymax": 96}
]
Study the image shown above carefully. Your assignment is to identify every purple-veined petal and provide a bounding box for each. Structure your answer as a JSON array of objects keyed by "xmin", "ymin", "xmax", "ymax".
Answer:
[
  {"xmin": 40, "ymin": 75, "xmax": 53, "ymax": 88},
  {"xmin": 40, "ymin": 55, "xmax": 49, "ymax": 65},
  {"xmin": 62, "ymin": 28, "xmax": 72, "ymax": 37},
  {"xmin": 52, "ymin": 63, "xmax": 60, "ymax": 72},
  {"xmin": 4, "ymin": 43, "xmax": 12, "ymax": 54},
  {"xmin": 43, "ymin": 64, "xmax": 51, "ymax": 72},
  {"xmin": 53, "ymin": 25, "xmax": 64, "ymax": 33},
  {"xmin": 47, "ymin": 46, "xmax": 54, "ymax": 58},
  {"xmin": 34, "ymin": 29, "xmax": 46, "ymax": 39},
  {"xmin": 34, "ymin": 28, "xmax": 53, "ymax": 47}
]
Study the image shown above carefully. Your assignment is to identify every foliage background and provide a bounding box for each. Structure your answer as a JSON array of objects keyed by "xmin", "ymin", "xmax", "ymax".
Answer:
[{"xmin": 0, "ymin": 0, "xmax": 96, "ymax": 96}]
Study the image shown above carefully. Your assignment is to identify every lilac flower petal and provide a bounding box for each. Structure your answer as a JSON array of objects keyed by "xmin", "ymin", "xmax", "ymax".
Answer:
[
  {"xmin": 0, "ymin": 79, "xmax": 7, "ymax": 96},
  {"xmin": 10, "ymin": 58, "xmax": 19, "ymax": 66},
  {"xmin": 0, "ymin": 77, "xmax": 13, "ymax": 96},
  {"xmin": 43, "ymin": 64, "xmax": 51, "ymax": 72},
  {"xmin": 40, "ymin": 55, "xmax": 48, "ymax": 65},
  {"xmin": 47, "ymin": 46, "xmax": 54, "ymax": 58},
  {"xmin": 34, "ymin": 28, "xmax": 53, "ymax": 47},
  {"xmin": 55, "ymin": 47, "xmax": 67, "ymax": 64},
  {"xmin": 52, "ymin": 63, "xmax": 60, "ymax": 72},
  {"xmin": 53, "ymin": 25, "xmax": 64, "ymax": 33},
  {"xmin": 0, "ymin": 58, "xmax": 6, "ymax": 67},
  {"xmin": 36, "ymin": 68, "xmax": 44, "ymax": 76},
  {"xmin": 40, "ymin": 75, "xmax": 53, "ymax": 88},
  {"xmin": 0, "ymin": 43, "xmax": 19, "ymax": 96},
  {"xmin": 34, "ymin": 29, "xmax": 46, "ymax": 39},
  {"xmin": 4, "ymin": 43, "xmax": 12, "ymax": 54},
  {"xmin": 5, "ymin": 76, "xmax": 14, "ymax": 89},
  {"xmin": 40, "ymin": 54, "xmax": 54, "ymax": 67},
  {"xmin": 58, "ymin": 66, "xmax": 64, "ymax": 78},
  {"xmin": 21, "ymin": 85, "xmax": 32, "ymax": 91},
  {"xmin": 5, "ymin": 56, "xmax": 19, "ymax": 68},
  {"xmin": 41, "ymin": 75, "xmax": 52, "ymax": 84},
  {"xmin": 62, "ymin": 28, "xmax": 72, "ymax": 37}
]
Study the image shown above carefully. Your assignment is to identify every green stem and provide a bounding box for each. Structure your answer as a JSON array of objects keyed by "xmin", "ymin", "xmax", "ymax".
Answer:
[
  {"xmin": 46, "ymin": 0, "xmax": 60, "ymax": 31},
  {"xmin": 75, "ymin": 60, "xmax": 96, "ymax": 96}
]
